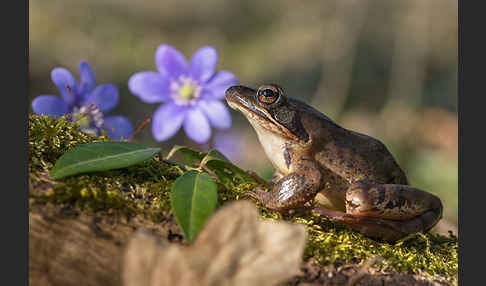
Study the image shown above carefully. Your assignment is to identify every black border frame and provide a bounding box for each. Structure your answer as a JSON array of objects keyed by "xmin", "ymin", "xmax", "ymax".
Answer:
[
  {"xmin": 458, "ymin": 0, "xmax": 484, "ymax": 285},
  {"xmin": 5, "ymin": 0, "xmax": 28, "ymax": 284}
]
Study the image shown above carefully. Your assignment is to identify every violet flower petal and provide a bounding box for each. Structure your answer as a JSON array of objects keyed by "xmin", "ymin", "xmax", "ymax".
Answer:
[
  {"xmin": 152, "ymin": 102, "xmax": 186, "ymax": 141},
  {"xmin": 202, "ymin": 70, "xmax": 238, "ymax": 100},
  {"xmin": 212, "ymin": 132, "xmax": 242, "ymax": 163},
  {"xmin": 51, "ymin": 67, "xmax": 79, "ymax": 107},
  {"xmin": 79, "ymin": 61, "xmax": 96, "ymax": 95},
  {"xmin": 155, "ymin": 44, "xmax": 188, "ymax": 79},
  {"xmin": 198, "ymin": 100, "xmax": 232, "ymax": 130},
  {"xmin": 102, "ymin": 115, "xmax": 133, "ymax": 140},
  {"xmin": 32, "ymin": 95, "xmax": 68, "ymax": 118},
  {"xmin": 84, "ymin": 84, "xmax": 119, "ymax": 113},
  {"xmin": 189, "ymin": 46, "xmax": 218, "ymax": 83},
  {"xmin": 183, "ymin": 107, "xmax": 211, "ymax": 144},
  {"xmin": 128, "ymin": 72, "xmax": 171, "ymax": 103}
]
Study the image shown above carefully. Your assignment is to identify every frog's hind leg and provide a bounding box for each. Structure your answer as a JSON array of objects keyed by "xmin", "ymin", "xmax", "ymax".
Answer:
[
  {"xmin": 314, "ymin": 181, "xmax": 443, "ymax": 242},
  {"xmin": 313, "ymin": 207, "xmax": 442, "ymax": 242}
]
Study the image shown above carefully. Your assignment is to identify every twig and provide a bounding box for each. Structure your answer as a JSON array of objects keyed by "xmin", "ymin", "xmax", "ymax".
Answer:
[
  {"xmin": 200, "ymin": 165, "xmax": 218, "ymax": 180},
  {"xmin": 128, "ymin": 118, "xmax": 151, "ymax": 142},
  {"xmin": 165, "ymin": 148, "xmax": 178, "ymax": 161},
  {"xmin": 161, "ymin": 159, "xmax": 187, "ymax": 171},
  {"xmin": 157, "ymin": 151, "xmax": 164, "ymax": 163}
]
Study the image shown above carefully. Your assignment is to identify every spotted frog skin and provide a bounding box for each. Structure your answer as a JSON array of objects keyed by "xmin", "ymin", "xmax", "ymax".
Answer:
[{"xmin": 225, "ymin": 84, "xmax": 443, "ymax": 242}]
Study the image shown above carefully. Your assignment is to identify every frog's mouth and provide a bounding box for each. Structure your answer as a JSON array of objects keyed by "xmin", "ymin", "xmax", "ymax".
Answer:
[{"xmin": 225, "ymin": 85, "xmax": 270, "ymax": 121}]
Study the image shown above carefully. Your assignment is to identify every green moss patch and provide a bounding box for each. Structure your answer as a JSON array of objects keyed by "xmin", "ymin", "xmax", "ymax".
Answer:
[
  {"xmin": 29, "ymin": 114, "xmax": 183, "ymax": 221},
  {"xmin": 297, "ymin": 215, "xmax": 457, "ymax": 277},
  {"xmin": 29, "ymin": 114, "xmax": 457, "ymax": 282},
  {"xmin": 29, "ymin": 114, "xmax": 107, "ymax": 174},
  {"xmin": 220, "ymin": 175, "xmax": 457, "ymax": 281}
]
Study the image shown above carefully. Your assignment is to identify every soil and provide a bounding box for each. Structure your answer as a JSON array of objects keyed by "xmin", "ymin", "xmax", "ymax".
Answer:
[{"xmin": 285, "ymin": 260, "xmax": 453, "ymax": 286}]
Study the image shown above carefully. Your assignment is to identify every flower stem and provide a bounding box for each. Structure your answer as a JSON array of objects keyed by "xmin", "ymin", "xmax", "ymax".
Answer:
[{"xmin": 128, "ymin": 118, "xmax": 151, "ymax": 142}]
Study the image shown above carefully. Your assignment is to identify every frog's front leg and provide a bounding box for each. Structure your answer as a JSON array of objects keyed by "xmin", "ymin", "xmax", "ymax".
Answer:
[
  {"xmin": 271, "ymin": 172, "xmax": 284, "ymax": 184},
  {"xmin": 247, "ymin": 159, "xmax": 321, "ymax": 214},
  {"xmin": 314, "ymin": 181, "xmax": 443, "ymax": 241}
]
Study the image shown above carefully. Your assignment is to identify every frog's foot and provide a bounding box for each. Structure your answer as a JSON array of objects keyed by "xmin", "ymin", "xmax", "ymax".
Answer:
[
  {"xmin": 243, "ymin": 187, "xmax": 308, "ymax": 215},
  {"xmin": 244, "ymin": 187, "xmax": 272, "ymax": 204},
  {"xmin": 246, "ymin": 159, "xmax": 322, "ymax": 215},
  {"xmin": 244, "ymin": 187, "xmax": 284, "ymax": 213},
  {"xmin": 313, "ymin": 207, "xmax": 442, "ymax": 242}
]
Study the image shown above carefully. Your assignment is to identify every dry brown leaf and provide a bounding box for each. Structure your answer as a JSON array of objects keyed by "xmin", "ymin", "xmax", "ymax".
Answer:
[{"xmin": 123, "ymin": 201, "xmax": 307, "ymax": 286}]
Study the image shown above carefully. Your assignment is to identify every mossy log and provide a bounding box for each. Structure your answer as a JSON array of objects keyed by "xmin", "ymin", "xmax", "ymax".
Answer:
[{"xmin": 28, "ymin": 115, "xmax": 458, "ymax": 286}]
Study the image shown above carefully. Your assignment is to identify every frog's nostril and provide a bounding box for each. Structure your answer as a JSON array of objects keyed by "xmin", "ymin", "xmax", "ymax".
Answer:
[
  {"xmin": 225, "ymin": 86, "xmax": 239, "ymax": 101},
  {"xmin": 225, "ymin": 85, "xmax": 239, "ymax": 96}
]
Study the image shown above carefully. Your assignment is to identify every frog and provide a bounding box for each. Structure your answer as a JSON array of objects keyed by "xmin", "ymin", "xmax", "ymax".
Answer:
[{"xmin": 225, "ymin": 84, "xmax": 443, "ymax": 242}]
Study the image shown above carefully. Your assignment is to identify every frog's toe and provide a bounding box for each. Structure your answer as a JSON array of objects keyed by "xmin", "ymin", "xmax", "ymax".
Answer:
[{"xmin": 244, "ymin": 187, "xmax": 271, "ymax": 203}]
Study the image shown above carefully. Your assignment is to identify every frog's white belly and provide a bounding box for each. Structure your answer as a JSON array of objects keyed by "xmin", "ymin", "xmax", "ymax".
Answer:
[{"xmin": 249, "ymin": 121, "xmax": 291, "ymax": 175}]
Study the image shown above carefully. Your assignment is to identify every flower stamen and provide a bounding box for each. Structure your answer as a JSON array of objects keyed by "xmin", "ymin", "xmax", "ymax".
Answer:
[
  {"xmin": 170, "ymin": 75, "xmax": 202, "ymax": 106},
  {"xmin": 72, "ymin": 105, "xmax": 105, "ymax": 135},
  {"xmin": 66, "ymin": 84, "xmax": 72, "ymax": 96},
  {"xmin": 179, "ymin": 84, "xmax": 195, "ymax": 99}
]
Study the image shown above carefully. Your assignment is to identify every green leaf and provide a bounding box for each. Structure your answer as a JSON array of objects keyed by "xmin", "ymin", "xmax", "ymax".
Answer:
[
  {"xmin": 199, "ymin": 149, "xmax": 254, "ymax": 182},
  {"xmin": 206, "ymin": 159, "xmax": 255, "ymax": 185},
  {"xmin": 166, "ymin": 145, "xmax": 207, "ymax": 166},
  {"xmin": 50, "ymin": 141, "xmax": 161, "ymax": 179},
  {"xmin": 170, "ymin": 171, "xmax": 218, "ymax": 243},
  {"xmin": 200, "ymin": 149, "xmax": 230, "ymax": 165}
]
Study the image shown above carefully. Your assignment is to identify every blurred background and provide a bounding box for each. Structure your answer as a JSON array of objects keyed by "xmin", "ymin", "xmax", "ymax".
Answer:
[{"xmin": 29, "ymin": 0, "xmax": 458, "ymax": 230}]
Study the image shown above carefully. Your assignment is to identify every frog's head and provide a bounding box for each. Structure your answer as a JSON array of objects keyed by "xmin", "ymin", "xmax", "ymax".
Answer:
[{"xmin": 225, "ymin": 84, "xmax": 309, "ymax": 143}]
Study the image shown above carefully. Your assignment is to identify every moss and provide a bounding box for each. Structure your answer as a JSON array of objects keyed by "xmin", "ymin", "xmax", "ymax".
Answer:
[
  {"xmin": 29, "ymin": 114, "xmax": 183, "ymax": 221},
  {"xmin": 296, "ymin": 214, "xmax": 457, "ymax": 277},
  {"xmin": 29, "ymin": 114, "xmax": 457, "ymax": 282},
  {"xmin": 29, "ymin": 114, "xmax": 108, "ymax": 174},
  {"xmin": 221, "ymin": 181, "xmax": 458, "ymax": 282}
]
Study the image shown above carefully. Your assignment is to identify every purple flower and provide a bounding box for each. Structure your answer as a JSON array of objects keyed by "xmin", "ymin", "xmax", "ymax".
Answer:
[
  {"xmin": 128, "ymin": 44, "xmax": 237, "ymax": 144},
  {"xmin": 31, "ymin": 61, "xmax": 133, "ymax": 140},
  {"xmin": 211, "ymin": 132, "xmax": 243, "ymax": 163}
]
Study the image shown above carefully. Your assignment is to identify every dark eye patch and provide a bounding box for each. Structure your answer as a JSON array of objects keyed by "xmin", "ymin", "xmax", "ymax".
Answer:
[{"xmin": 271, "ymin": 106, "xmax": 309, "ymax": 142}]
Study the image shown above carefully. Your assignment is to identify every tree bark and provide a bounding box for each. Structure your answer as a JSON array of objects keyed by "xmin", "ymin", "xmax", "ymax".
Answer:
[{"xmin": 29, "ymin": 201, "xmax": 180, "ymax": 286}]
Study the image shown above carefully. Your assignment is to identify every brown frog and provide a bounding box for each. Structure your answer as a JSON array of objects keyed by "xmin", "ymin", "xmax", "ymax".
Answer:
[{"xmin": 225, "ymin": 84, "xmax": 443, "ymax": 242}]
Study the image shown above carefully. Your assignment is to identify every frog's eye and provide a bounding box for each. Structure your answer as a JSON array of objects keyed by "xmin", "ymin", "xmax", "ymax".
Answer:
[{"xmin": 257, "ymin": 87, "xmax": 279, "ymax": 104}]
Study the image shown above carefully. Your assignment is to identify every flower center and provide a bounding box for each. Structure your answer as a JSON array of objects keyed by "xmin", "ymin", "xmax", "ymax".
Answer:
[
  {"xmin": 170, "ymin": 75, "xmax": 202, "ymax": 106},
  {"xmin": 72, "ymin": 106, "xmax": 104, "ymax": 135},
  {"xmin": 179, "ymin": 84, "xmax": 195, "ymax": 100}
]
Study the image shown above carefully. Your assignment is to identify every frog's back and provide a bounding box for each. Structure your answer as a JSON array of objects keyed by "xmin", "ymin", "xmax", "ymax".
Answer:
[{"xmin": 289, "ymin": 97, "xmax": 408, "ymax": 185}]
